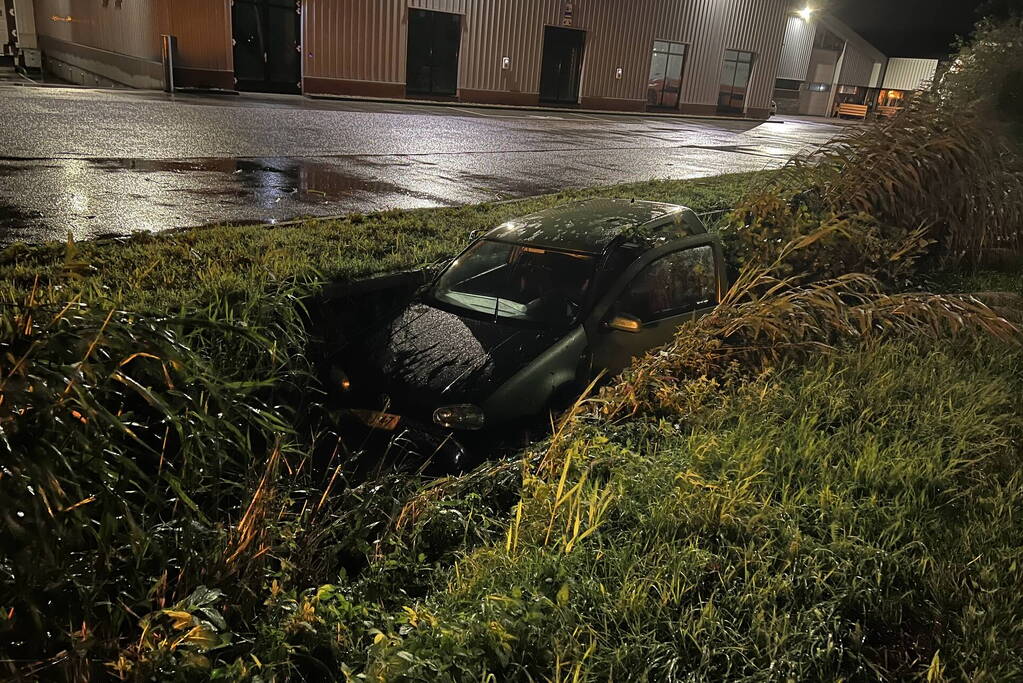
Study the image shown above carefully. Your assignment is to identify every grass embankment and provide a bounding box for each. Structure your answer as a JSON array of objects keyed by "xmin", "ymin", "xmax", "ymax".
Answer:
[
  {"xmin": 0, "ymin": 173, "xmax": 765, "ymax": 311},
  {"xmin": 0, "ymin": 172, "xmax": 769, "ymax": 679},
  {"xmin": 365, "ymin": 337, "xmax": 1023, "ymax": 681}
]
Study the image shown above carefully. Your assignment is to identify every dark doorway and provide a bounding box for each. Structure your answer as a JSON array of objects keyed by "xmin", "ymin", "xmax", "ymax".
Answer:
[
  {"xmin": 2, "ymin": 0, "xmax": 17, "ymax": 59},
  {"xmin": 539, "ymin": 26, "xmax": 585, "ymax": 105},
  {"xmin": 232, "ymin": 0, "xmax": 301, "ymax": 94},
  {"xmin": 406, "ymin": 9, "xmax": 462, "ymax": 97}
]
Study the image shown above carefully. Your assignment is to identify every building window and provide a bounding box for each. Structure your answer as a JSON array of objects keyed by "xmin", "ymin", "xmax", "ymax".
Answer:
[
  {"xmin": 718, "ymin": 49, "xmax": 755, "ymax": 114},
  {"xmin": 647, "ymin": 40, "xmax": 688, "ymax": 109},
  {"xmin": 835, "ymin": 85, "xmax": 867, "ymax": 106},
  {"xmin": 775, "ymin": 78, "xmax": 802, "ymax": 91},
  {"xmin": 807, "ymin": 83, "xmax": 831, "ymax": 92}
]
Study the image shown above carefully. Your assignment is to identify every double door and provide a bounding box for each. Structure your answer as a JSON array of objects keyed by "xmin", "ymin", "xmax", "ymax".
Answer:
[
  {"xmin": 406, "ymin": 8, "xmax": 462, "ymax": 97},
  {"xmin": 233, "ymin": 0, "xmax": 301, "ymax": 94}
]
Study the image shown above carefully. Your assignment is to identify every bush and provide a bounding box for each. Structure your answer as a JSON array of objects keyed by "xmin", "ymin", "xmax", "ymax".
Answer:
[
  {"xmin": 723, "ymin": 98, "xmax": 1023, "ymax": 274},
  {"xmin": 939, "ymin": 16, "xmax": 1023, "ymax": 140}
]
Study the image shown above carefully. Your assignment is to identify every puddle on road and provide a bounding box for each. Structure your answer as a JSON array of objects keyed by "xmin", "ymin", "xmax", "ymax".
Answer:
[
  {"xmin": 85, "ymin": 157, "xmax": 433, "ymax": 205},
  {"xmin": 0, "ymin": 154, "xmax": 469, "ymax": 245}
]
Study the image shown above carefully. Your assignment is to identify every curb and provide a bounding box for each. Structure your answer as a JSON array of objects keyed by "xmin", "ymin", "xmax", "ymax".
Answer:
[
  {"xmin": 2, "ymin": 77, "xmax": 780, "ymax": 125},
  {"xmin": 305, "ymin": 92, "xmax": 780, "ymax": 124}
]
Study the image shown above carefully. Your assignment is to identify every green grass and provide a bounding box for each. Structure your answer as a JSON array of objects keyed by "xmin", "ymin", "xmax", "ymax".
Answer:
[
  {"xmin": 356, "ymin": 338, "xmax": 1023, "ymax": 681},
  {"xmin": 3, "ymin": 166, "xmax": 1022, "ymax": 680},
  {"xmin": 0, "ymin": 172, "xmax": 768, "ymax": 312}
]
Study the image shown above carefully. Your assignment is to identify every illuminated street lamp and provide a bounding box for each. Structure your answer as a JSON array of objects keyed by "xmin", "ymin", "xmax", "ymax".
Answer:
[{"xmin": 797, "ymin": 6, "xmax": 815, "ymax": 22}]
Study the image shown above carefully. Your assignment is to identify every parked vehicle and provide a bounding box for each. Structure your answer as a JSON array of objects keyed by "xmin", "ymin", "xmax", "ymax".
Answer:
[{"xmin": 329, "ymin": 199, "xmax": 727, "ymax": 472}]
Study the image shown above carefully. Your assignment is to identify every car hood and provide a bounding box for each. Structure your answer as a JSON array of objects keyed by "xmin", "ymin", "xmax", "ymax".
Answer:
[{"xmin": 364, "ymin": 302, "xmax": 561, "ymax": 409}]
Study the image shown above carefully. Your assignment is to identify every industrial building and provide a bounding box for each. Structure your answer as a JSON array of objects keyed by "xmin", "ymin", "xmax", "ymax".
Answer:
[
  {"xmin": 774, "ymin": 11, "xmax": 939, "ymax": 118},
  {"xmin": 15, "ymin": 0, "xmax": 799, "ymax": 119}
]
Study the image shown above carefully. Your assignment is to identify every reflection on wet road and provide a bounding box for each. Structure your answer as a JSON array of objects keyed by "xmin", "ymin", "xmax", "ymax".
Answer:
[{"xmin": 0, "ymin": 85, "xmax": 845, "ymax": 245}]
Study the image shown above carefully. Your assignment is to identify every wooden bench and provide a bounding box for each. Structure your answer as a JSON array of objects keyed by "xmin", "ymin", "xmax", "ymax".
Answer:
[
  {"xmin": 876, "ymin": 105, "xmax": 903, "ymax": 119},
  {"xmin": 835, "ymin": 103, "xmax": 869, "ymax": 119}
]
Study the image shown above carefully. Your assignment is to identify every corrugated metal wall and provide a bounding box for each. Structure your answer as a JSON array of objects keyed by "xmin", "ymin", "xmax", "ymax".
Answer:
[
  {"xmin": 659, "ymin": 0, "xmax": 727, "ymax": 106},
  {"xmin": 304, "ymin": 0, "xmax": 789, "ymax": 112},
  {"xmin": 305, "ymin": 0, "xmax": 405, "ymax": 83},
  {"xmin": 721, "ymin": 0, "xmax": 789, "ymax": 110},
  {"xmin": 33, "ymin": 0, "xmax": 161, "ymax": 61},
  {"xmin": 778, "ymin": 13, "xmax": 888, "ymax": 90},
  {"xmin": 822, "ymin": 15, "xmax": 886, "ymax": 89},
  {"xmin": 31, "ymin": 0, "xmax": 792, "ymax": 113},
  {"xmin": 156, "ymin": 0, "xmax": 231, "ymax": 72},
  {"xmin": 839, "ymin": 44, "xmax": 883, "ymax": 88},
  {"xmin": 33, "ymin": 0, "xmax": 230, "ymax": 71},
  {"xmin": 777, "ymin": 15, "xmax": 814, "ymax": 81},
  {"xmin": 882, "ymin": 57, "xmax": 938, "ymax": 91}
]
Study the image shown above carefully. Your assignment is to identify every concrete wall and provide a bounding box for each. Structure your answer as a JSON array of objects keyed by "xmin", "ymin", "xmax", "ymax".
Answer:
[{"xmin": 799, "ymin": 47, "xmax": 839, "ymax": 116}]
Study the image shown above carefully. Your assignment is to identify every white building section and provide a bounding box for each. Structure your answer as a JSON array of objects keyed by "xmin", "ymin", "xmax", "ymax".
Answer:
[{"xmin": 882, "ymin": 58, "xmax": 939, "ymax": 92}]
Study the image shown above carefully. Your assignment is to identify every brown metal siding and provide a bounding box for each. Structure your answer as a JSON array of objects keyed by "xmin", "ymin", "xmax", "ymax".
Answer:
[
  {"xmin": 304, "ymin": 0, "xmax": 404, "ymax": 83},
  {"xmin": 33, "ymin": 0, "xmax": 161, "ymax": 61},
  {"xmin": 34, "ymin": 0, "xmax": 230, "ymax": 72},
  {"xmin": 577, "ymin": 0, "xmax": 656, "ymax": 102},
  {"xmin": 157, "ymin": 0, "xmax": 231, "ymax": 72},
  {"xmin": 305, "ymin": 0, "xmax": 790, "ymax": 112}
]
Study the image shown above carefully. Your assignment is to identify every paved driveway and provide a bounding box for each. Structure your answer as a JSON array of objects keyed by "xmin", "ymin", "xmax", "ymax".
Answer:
[{"xmin": 0, "ymin": 84, "xmax": 844, "ymax": 245}]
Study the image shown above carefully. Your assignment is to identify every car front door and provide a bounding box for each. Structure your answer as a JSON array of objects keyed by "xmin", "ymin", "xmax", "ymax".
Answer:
[{"xmin": 588, "ymin": 239, "xmax": 723, "ymax": 377}]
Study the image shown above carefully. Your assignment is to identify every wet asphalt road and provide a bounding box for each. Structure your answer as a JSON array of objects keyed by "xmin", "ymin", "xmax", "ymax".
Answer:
[{"xmin": 0, "ymin": 83, "xmax": 844, "ymax": 245}]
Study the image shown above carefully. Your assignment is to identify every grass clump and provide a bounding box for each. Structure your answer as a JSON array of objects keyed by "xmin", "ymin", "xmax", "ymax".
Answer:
[{"xmin": 723, "ymin": 98, "xmax": 1023, "ymax": 277}]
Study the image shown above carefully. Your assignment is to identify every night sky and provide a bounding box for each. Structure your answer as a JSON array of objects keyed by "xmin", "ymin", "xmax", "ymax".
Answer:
[{"xmin": 829, "ymin": 0, "xmax": 988, "ymax": 58}]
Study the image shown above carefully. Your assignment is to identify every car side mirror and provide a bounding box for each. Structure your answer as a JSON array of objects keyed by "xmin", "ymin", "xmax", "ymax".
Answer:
[{"xmin": 605, "ymin": 313, "xmax": 643, "ymax": 333}]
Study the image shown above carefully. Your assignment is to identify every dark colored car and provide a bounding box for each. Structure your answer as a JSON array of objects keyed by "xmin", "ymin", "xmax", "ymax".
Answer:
[{"xmin": 331, "ymin": 198, "xmax": 727, "ymax": 471}]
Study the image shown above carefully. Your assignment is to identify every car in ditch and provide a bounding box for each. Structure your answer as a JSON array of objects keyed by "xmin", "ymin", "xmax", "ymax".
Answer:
[{"xmin": 328, "ymin": 198, "xmax": 728, "ymax": 472}]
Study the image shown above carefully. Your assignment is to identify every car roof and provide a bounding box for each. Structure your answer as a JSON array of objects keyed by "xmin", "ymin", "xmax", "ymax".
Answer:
[{"xmin": 483, "ymin": 198, "xmax": 706, "ymax": 255}]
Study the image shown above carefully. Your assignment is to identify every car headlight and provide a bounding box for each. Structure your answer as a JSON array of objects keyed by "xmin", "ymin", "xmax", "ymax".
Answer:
[{"xmin": 433, "ymin": 404, "xmax": 486, "ymax": 430}]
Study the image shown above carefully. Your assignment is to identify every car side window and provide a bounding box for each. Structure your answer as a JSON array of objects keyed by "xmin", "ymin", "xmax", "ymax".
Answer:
[{"xmin": 615, "ymin": 246, "xmax": 718, "ymax": 322}]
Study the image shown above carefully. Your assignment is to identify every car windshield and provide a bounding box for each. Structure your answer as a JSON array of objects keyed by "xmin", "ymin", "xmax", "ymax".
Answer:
[{"xmin": 431, "ymin": 240, "xmax": 596, "ymax": 327}]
